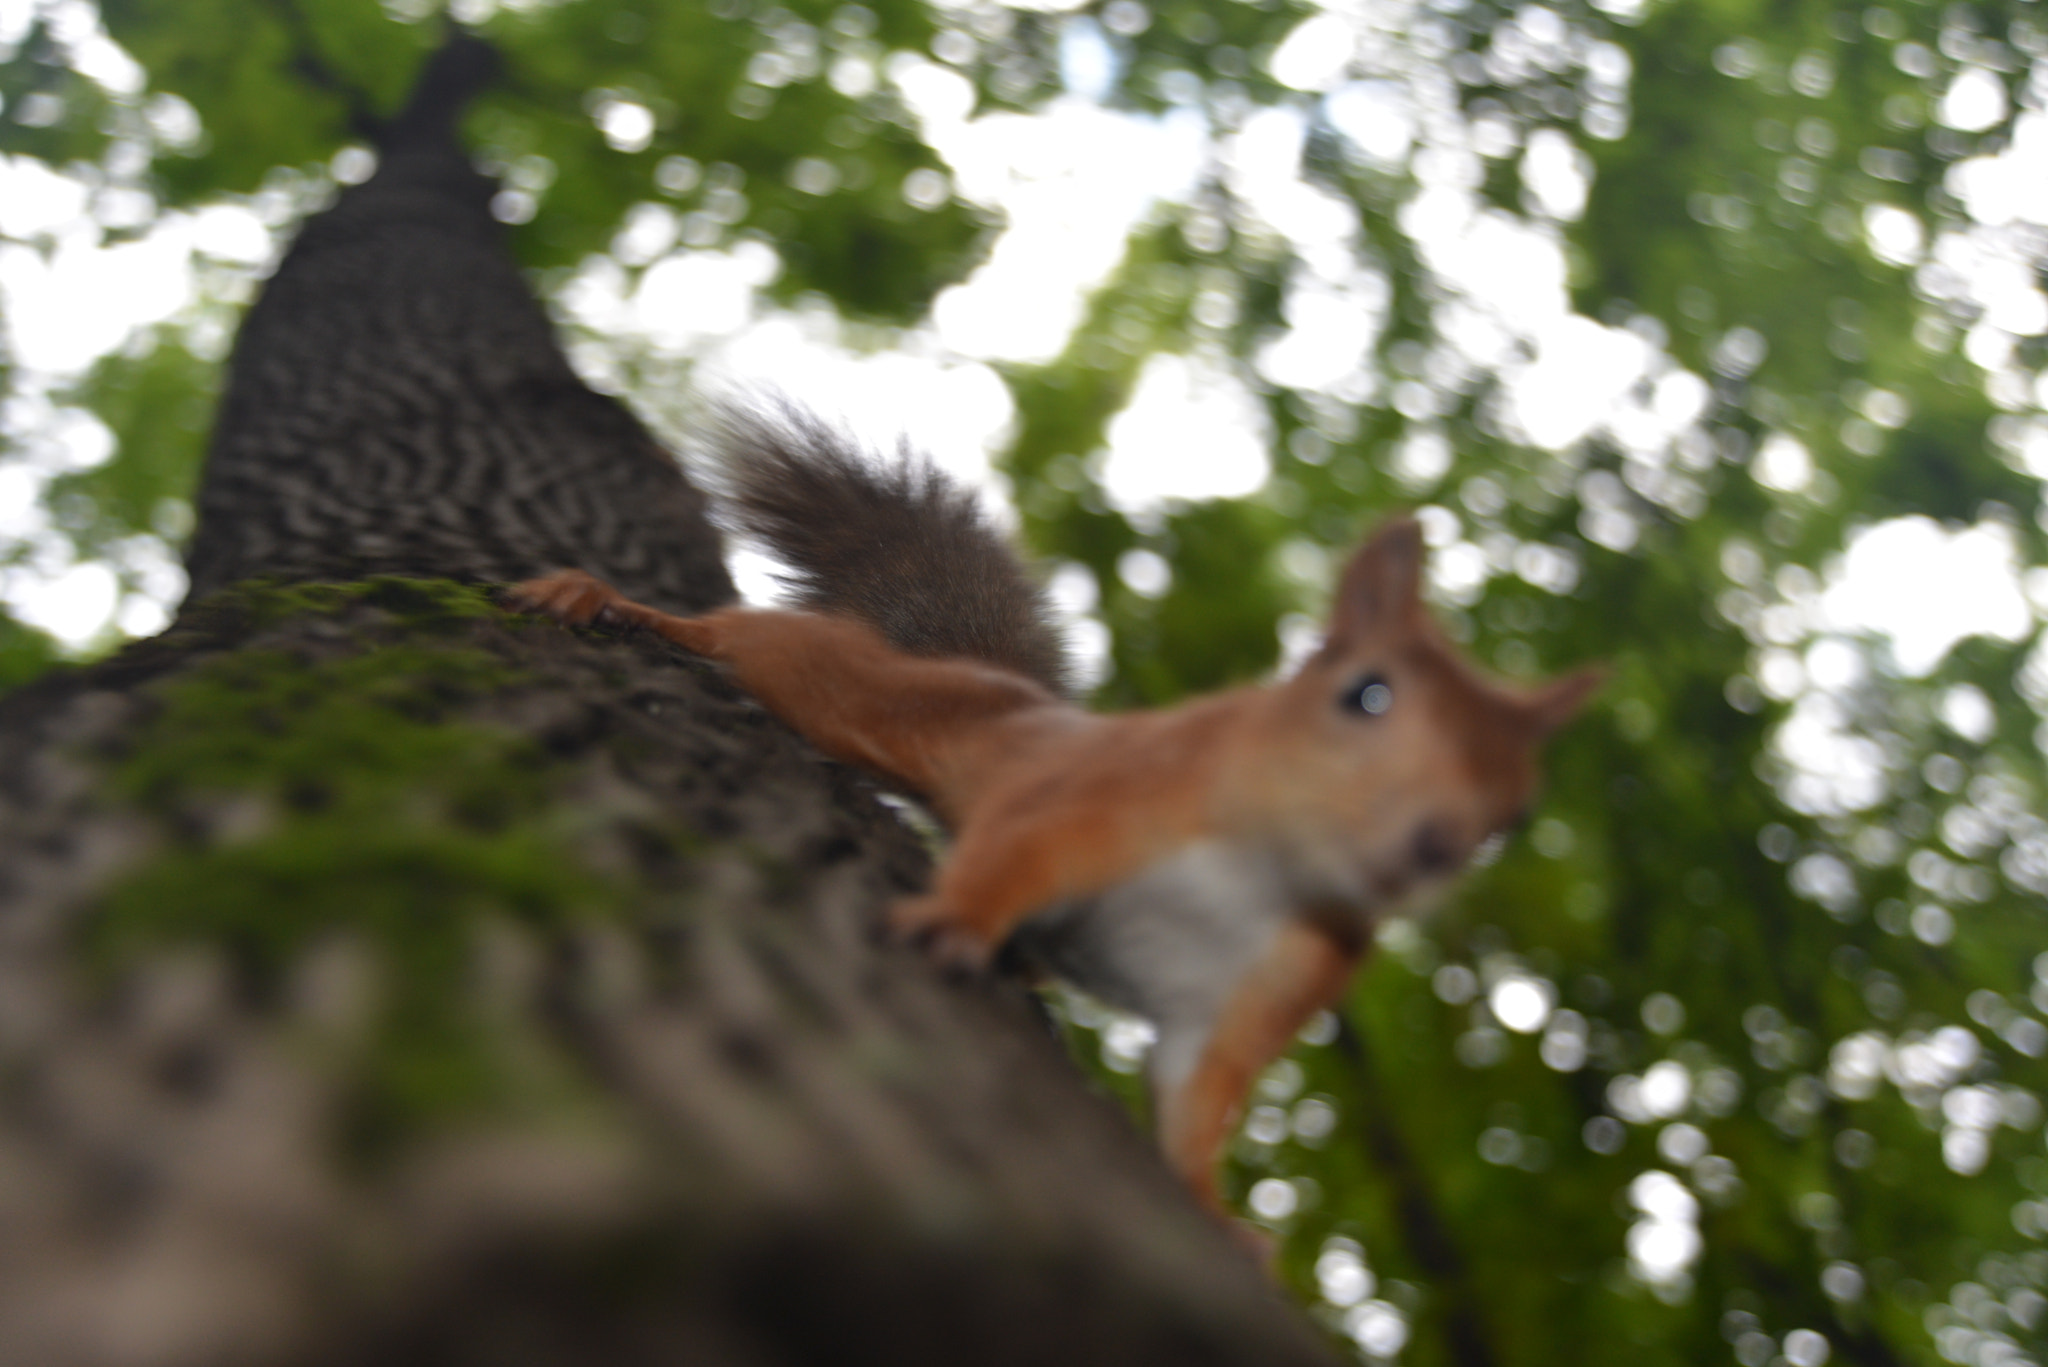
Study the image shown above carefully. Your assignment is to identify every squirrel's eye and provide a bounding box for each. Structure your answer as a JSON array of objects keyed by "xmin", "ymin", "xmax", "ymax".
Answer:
[{"xmin": 1339, "ymin": 674, "xmax": 1393, "ymax": 717}]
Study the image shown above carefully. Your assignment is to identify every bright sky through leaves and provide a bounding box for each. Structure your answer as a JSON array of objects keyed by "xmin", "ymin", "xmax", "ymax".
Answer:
[{"xmin": 0, "ymin": 12, "xmax": 2028, "ymax": 663}]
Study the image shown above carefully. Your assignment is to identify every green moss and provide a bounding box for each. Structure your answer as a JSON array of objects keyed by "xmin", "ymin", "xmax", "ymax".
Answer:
[
  {"xmin": 181, "ymin": 574, "xmax": 512, "ymax": 633},
  {"xmin": 112, "ymin": 643, "xmax": 527, "ymax": 803},
  {"xmin": 93, "ymin": 582, "xmax": 626, "ymax": 1151}
]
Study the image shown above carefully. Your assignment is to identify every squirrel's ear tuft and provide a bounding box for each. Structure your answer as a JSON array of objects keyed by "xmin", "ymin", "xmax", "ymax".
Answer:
[
  {"xmin": 1327, "ymin": 516, "xmax": 1424, "ymax": 647},
  {"xmin": 1525, "ymin": 666, "xmax": 1605, "ymax": 734}
]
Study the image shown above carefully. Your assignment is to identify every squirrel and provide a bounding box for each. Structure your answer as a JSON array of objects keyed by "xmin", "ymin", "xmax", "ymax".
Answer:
[{"xmin": 512, "ymin": 401, "xmax": 1601, "ymax": 1221}]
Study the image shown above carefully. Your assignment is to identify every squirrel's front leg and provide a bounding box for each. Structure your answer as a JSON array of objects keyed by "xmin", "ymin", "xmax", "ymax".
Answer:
[
  {"xmin": 1155, "ymin": 918, "xmax": 1361, "ymax": 1220},
  {"xmin": 887, "ymin": 812, "xmax": 1094, "ymax": 967},
  {"xmin": 887, "ymin": 891, "xmax": 996, "ymax": 971}
]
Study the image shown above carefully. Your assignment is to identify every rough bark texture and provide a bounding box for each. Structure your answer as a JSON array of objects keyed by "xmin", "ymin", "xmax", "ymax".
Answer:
[
  {"xmin": 0, "ymin": 31, "xmax": 1343, "ymax": 1367},
  {"xmin": 184, "ymin": 37, "xmax": 732, "ymax": 616}
]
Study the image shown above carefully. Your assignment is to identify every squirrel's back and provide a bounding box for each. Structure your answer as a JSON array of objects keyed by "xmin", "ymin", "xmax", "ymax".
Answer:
[{"xmin": 715, "ymin": 400, "xmax": 1072, "ymax": 697}]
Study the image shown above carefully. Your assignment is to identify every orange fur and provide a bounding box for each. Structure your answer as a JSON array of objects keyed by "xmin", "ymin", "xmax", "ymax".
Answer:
[
  {"xmin": 510, "ymin": 518, "xmax": 1597, "ymax": 1231},
  {"xmin": 1158, "ymin": 919, "xmax": 1359, "ymax": 1215}
]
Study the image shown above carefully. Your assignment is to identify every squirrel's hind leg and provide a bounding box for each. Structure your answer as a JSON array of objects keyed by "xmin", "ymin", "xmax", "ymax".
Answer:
[
  {"xmin": 508, "ymin": 569, "xmax": 627, "ymax": 626},
  {"xmin": 510, "ymin": 570, "xmax": 720, "ymax": 653}
]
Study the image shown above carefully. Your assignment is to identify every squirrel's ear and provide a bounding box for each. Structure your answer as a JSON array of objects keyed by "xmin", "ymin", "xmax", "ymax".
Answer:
[
  {"xmin": 1327, "ymin": 516, "xmax": 1424, "ymax": 646},
  {"xmin": 1524, "ymin": 666, "xmax": 1606, "ymax": 734}
]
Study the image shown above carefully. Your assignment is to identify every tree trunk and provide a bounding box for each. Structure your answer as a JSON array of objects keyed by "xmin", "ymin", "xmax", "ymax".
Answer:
[{"xmin": 0, "ymin": 34, "xmax": 1342, "ymax": 1367}]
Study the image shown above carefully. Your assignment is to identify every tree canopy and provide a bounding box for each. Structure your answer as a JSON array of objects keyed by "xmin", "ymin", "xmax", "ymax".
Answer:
[{"xmin": 4, "ymin": 0, "xmax": 2048, "ymax": 1363}]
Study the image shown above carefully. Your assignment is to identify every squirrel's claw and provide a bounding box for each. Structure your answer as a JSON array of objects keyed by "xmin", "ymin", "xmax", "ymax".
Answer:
[
  {"xmin": 888, "ymin": 894, "xmax": 996, "ymax": 975},
  {"xmin": 509, "ymin": 569, "xmax": 627, "ymax": 627}
]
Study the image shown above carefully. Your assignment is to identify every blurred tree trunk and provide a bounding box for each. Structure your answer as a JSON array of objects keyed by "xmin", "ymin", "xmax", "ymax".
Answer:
[{"xmin": 0, "ymin": 30, "xmax": 1339, "ymax": 1367}]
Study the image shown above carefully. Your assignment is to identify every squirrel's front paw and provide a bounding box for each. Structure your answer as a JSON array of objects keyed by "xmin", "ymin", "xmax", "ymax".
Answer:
[
  {"xmin": 888, "ymin": 894, "xmax": 996, "ymax": 974},
  {"xmin": 509, "ymin": 569, "xmax": 627, "ymax": 627}
]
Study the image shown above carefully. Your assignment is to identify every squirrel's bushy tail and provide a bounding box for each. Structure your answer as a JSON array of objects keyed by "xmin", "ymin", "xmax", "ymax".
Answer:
[{"xmin": 714, "ymin": 399, "xmax": 1072, "ymax": 696}]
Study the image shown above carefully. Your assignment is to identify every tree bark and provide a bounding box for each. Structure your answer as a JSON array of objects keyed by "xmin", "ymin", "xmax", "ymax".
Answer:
[
  {"xmin": 0, "ymin": 33, "xmax": 1342, "ymax": 1367},
  {"xmin": 183, "ymin": 34, "xmax": 732, "ymax": 616}
]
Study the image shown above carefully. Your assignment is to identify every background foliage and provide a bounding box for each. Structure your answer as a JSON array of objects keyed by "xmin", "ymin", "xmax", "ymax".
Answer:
[{"xmin": 4, "ymin": 0, "xmax": 2048, "ymax": 1363}]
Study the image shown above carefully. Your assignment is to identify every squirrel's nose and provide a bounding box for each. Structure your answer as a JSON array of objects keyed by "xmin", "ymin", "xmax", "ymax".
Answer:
[{"xmin": 1411, "ymin": 819, "xmax": 1464, "ymax": 875}]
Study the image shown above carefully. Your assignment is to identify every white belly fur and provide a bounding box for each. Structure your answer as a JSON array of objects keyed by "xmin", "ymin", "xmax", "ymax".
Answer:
[{"xmin": 1009, "ymin": 841, "xmax": 1351, "ymax": 1100}]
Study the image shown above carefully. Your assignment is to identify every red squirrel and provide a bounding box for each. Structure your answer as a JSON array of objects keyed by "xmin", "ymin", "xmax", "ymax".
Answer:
[{"xmin": 512, "ymin": 404, "xmax": 1600, "ymax": 1220}]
